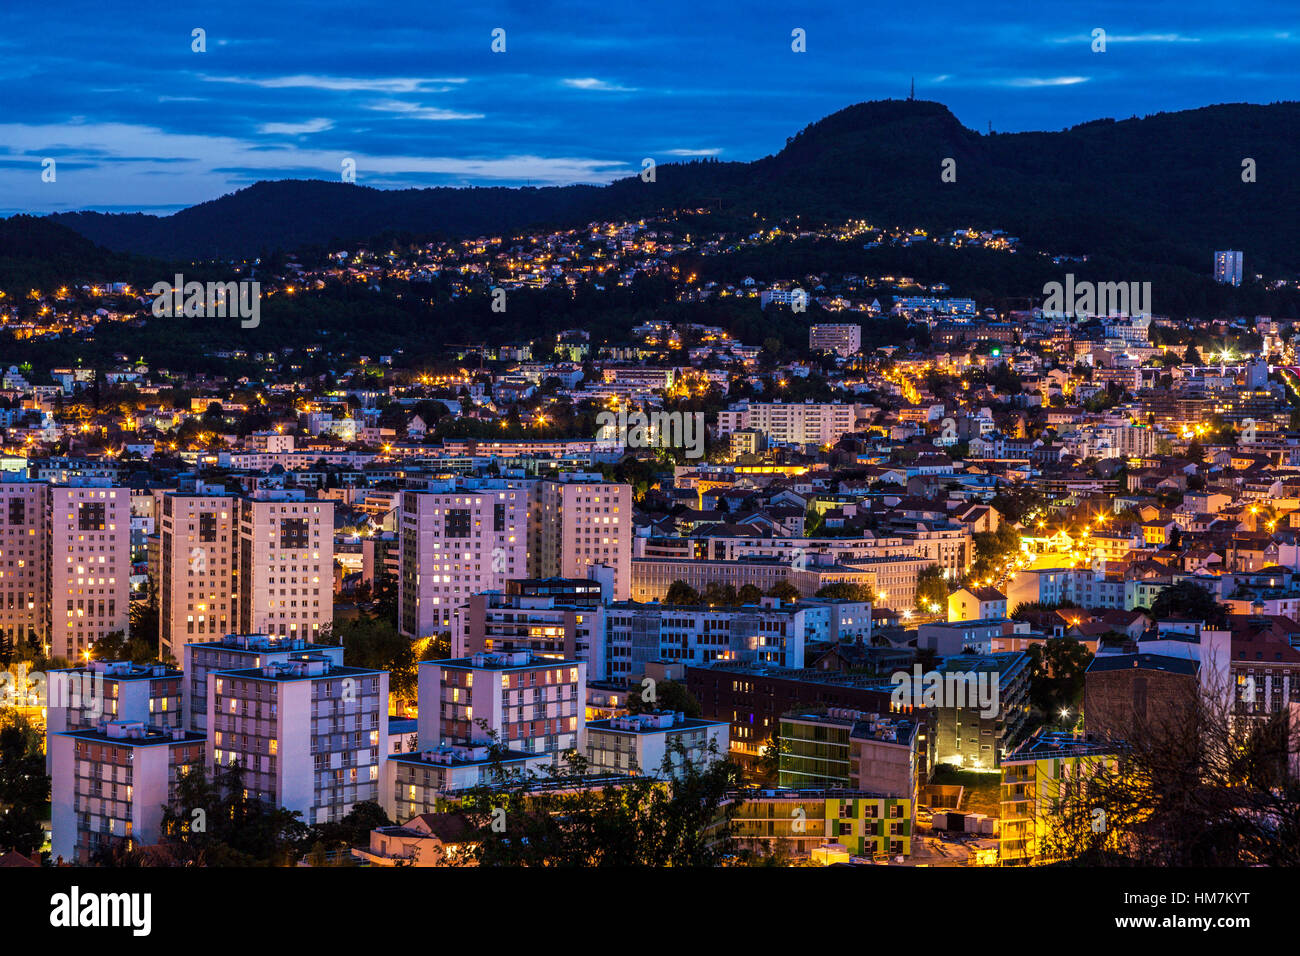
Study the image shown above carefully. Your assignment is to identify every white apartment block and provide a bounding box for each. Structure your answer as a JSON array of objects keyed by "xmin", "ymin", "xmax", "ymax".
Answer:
[
  {"xmin": 536, "ymin": 476, "xmax": 631, "ymax": 601},
  {"xmin": 51, "ymin": 720, "xmax": 204, "ymax": 864},
  {"xmin": 417, "ymin": 650, "xmax": 586, "ymax": 760},
  {"xmin": 236, "ymin": 491, "xmax": 333, "ymax": 639},
  {"xmin": 397, "ymin": 478, "xmax": 534, "ymax": 637},
  {"xmin": 47, "ymin": 481, "xmax": 131, "ymax": 661},
  {"xmin": 182, "ymin": 632, "xmax": 344, "ymax": 732},
  {"xmin": 207, "ymin": 657, "xmax": 388, "ymax": 824},
  {"xmin": 585, "ymin": 710, "xmax": 730, "ymax": 779},
  {"xmin": 0, "ymin": 477, "xmax": 46, "ymax": 649},
  {"xmin": 159, "ymin": 492, "xmax": 237, "ymax": 658},
  {"xmin": 604, "ymin": 598, "xmax": 807, "ymax": 680},
  {"xmin": 1213, "ymin": 250, "xmax": 1243, "ymax": 286},
  {"xmin": 716, "ymin": 401, "xmax": 869, "ymax": 446},
  {"xmin": 809, "ymin": 324, "xmax": 862, "ymax": 357}
]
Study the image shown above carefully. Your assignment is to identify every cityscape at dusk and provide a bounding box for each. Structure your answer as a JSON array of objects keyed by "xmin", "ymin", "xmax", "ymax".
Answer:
[{"xmin": 0, "ymin": 0, "xmax": 1292, "ymax": 938}]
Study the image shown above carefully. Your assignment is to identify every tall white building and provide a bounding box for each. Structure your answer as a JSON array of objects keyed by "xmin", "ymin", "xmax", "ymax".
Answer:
[
  {"xmin": 416, "ymin": 650, "xmax": 586, "ymax": 760},
  {"xmin": 158, "ymin": 491, "xmax": 237, "ymax": 658},
  {"xmin": 1214, "ymin": 250, "xmax": 1244, "ymax": 286},
  {"xmin": 182, "ymin": 632, "xmax": 344, "ymax": 733},
  {"xmin": 809, "ymin": 324, "xmax": 862, "ymax": 357},
  {"xmin": 236, "ymin": 490, "xmax": 333, "ymax": 639},
  {"xmin": 536, "ymin": 475, "xmax": 631, "ymax": 601},
  {"xmin": 47, "ymin": 480, "xmax": 131, "ymax": 661},
  {"xmin": 50, "ymin": 720, "xmax": 204, "ymax": 864},
  {"xmin": 207, "ymin": 657, "xmax": 387, "ymax": 824},
  {"xmin": 716, "ymin": 401, "xmax": 870, "ymax": 446},
  {"xmin": 398, "ymin": 478, "xmax": 534, "ymax": 637},
  {"xmin": 0, "ymin": 476, "xmax": 46, "ymax": 650}
]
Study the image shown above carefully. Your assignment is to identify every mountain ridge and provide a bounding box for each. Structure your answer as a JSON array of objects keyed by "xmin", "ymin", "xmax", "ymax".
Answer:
[{"xmin": 35, "ymin": 98, "xmax": 1300, "ymax": 271}]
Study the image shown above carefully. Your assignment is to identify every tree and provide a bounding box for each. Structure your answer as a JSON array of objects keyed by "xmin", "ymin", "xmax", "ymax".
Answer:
[
  {"xmin": 665, "ymin": 580, "xmax": 701, "ymax": 605},
  {"xmin": 129, "ymin": 579, "xmax": 160, "ymax": 645},
  {"xmin": 331, "ymin": 616, "xmax": 416, "ymax": 703},
  {"xmin": 814, "ymin": 581, "xmax": 876, "ymax": 603},
  {"xmin": 1150, "ymin": 581, "xmax": 1228, "ymax": 627},
  {"xmin": 90, "ymin": 629, "xmax": 163, "ymax": 666},
  {"xmin": 967, "ymin": 523, "xmax": 1022, "ymax": 584},
  {"xmin": 456, "ymin": 740, "xmax": 742, "ymax": 866},
  {"xmin": 737, "ymin": 584, "xmax": 764, "ymax": 605},
  {"xmin": 765, "ymin": 580, "xmax": 801, "ymax": 602},
  {"xmin": 310, "ymin": 800, "xmax": 391, "ymax": 854},
  {"xmin": 0, "ymin": 714, "xmax": 48, "ymax": 856},
  {"xmin": 627, "ymin": 679, "xmax": 702, "ymax": 718},
  {"xmin": 1025, "ymin": 638, "xmax": 1094, "ymax": 723},
  {"xmin": 915, "ymin": 564, "xmax": 949, "ymax": 611}
]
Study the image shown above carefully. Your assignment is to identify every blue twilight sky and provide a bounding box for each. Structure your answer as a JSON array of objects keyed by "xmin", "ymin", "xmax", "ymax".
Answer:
[{"xmin": 3, "ymin": 0, "xmax": 1299, "ymax": 215}]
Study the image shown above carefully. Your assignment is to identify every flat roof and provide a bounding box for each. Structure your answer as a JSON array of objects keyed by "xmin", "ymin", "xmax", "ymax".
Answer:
[{"xmin": 587, "ymin": 716, "xmax": 728, "ymax": 734}]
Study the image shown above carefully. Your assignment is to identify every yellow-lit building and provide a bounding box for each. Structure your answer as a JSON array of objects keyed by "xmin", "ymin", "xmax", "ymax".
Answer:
[{"xmin": 999, "ymin": 730, "xmax": 1121, "ymax": 866}]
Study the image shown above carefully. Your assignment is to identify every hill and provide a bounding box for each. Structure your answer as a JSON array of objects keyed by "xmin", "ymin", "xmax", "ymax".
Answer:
[{"xmin": 40, "ymin": 99, "xmax": 1300, "ymax": 272}]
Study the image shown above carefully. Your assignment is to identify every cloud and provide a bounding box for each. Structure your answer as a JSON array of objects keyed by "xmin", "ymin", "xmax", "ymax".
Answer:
[
  {"xmin": 204, "ymin": 74, "xmax": 467, "ymax": 93},
  {"xmin": 365, "ymin": 100, "xmax": 485, "ymax": 121},
  {"xmin": 1051, "ymin": 32, "xmax": 1201, "ymax": 44},
  {"xmin": 0, "ymin": 119, "xmax": 630, "ymax": 212},
  {"xmin": 562, "ymin": 77, "xmax": 637, "ymax": 92},
  {"xmin": 664, "ymin": 148, "xmax": 721, "ymax": 156},
  {"xmin": 258, "ymin": 118, "xmax": 334, "ymax": 135},
  {"xmin": 1004, "ymin": 76, "xmax": 1090, "ymax": 88}
]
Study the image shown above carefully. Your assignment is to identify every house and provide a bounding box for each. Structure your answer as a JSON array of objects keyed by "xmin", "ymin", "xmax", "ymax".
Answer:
[
  {"xmin": 355, "ymin": 813, "xmax": 474, "ymax": 867},
  {"xmin": 948, "ymin": 586, "xmax": 1007, "ymax": 623}
]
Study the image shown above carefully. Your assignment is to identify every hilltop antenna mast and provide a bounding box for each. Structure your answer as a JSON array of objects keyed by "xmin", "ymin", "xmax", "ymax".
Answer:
[{"xmin": 909, "ymin": 77, "xmax": 915, "ymax": 101}]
